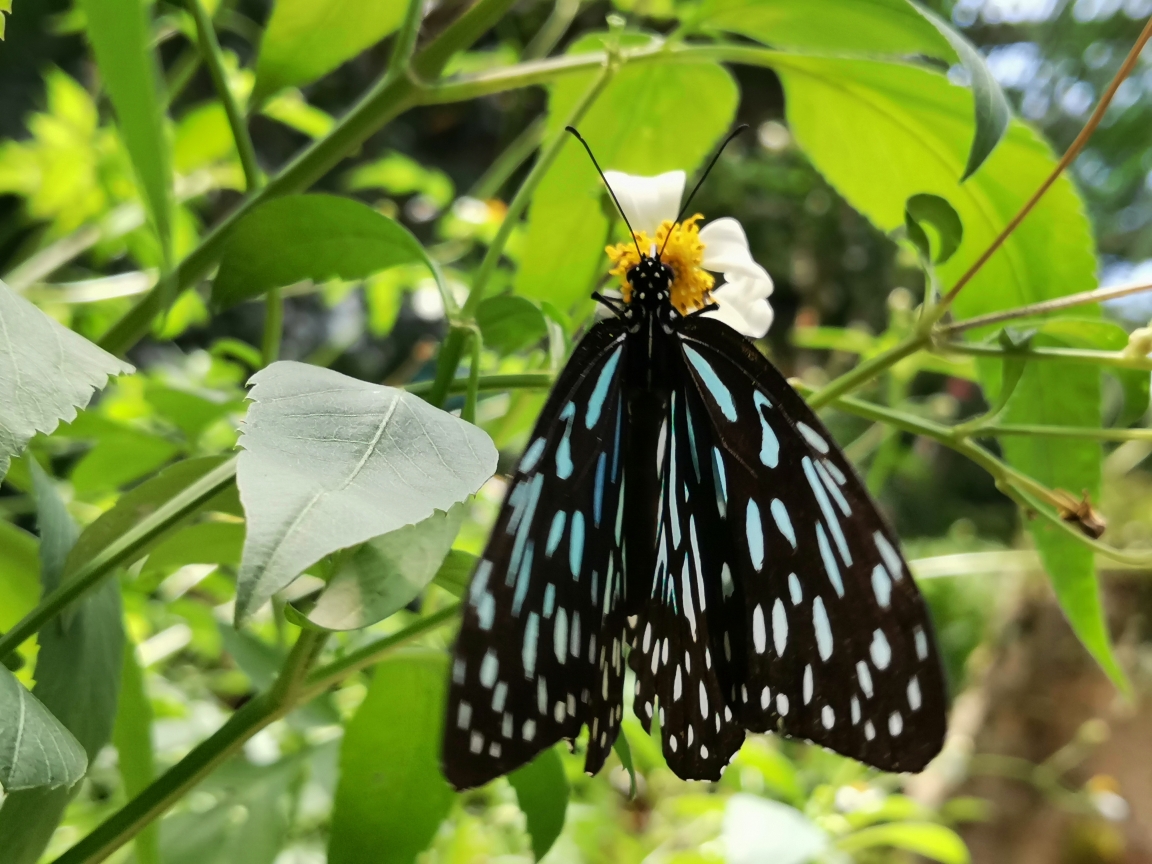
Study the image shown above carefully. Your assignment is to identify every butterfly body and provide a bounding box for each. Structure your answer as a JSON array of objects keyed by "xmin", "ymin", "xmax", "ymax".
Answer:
[{"xmin": 443, "ymin": 255, "xmax": 947, "ymax": 790}]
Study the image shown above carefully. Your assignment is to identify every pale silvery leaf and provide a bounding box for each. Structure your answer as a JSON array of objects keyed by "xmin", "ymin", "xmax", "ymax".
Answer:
[
  {"xmin": 0, "ymin": 279, "xmax": 133, "ymax": 479},
  {"xmin": 234, "ymin": 362, "xmax": 497, "ymax": 623}
]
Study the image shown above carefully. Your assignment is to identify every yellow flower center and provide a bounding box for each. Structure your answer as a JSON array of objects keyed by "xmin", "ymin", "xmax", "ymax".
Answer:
[{"xmin": 605, "ymin": 215, "xmax": 714, "ymax": 315}]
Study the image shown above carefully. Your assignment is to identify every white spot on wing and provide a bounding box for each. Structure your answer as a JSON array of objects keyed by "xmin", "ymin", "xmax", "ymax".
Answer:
[
  {"xmin": 457, "ymin": 701, "xmax": 472, "ymax": 730},
  {"xmin": 752, "ymin": 604, "xmax": 767, "ymax": 654},
  {"xmin": 772, "ymin": 598, "xmax": 788, "ymax": 655},
  {"xmin": 908, "ymin": 676, "xmax": 922, "ymax": 711},
  {"xmin": 821, "ymin": 705, "xmax": 835, "ymax": 729},
  {"xmin": 889, "ymin": 711, "xmax": 904, "ymax": 736},
  {"xmin": 812, "ymin": 596, "xmax": 833, "ymax": 661},
  {"xmin": 857, "ymin": 661, "xmax": 874, "ymax": 698},
  {"xmin": 803, "ymin": 664, "xmax": 813, "ymax": 704},
  {"xmin": 870, "ymin": 629, "xmax": 892, "ymax": 670},
  {"xmin": 797, "ymin": 421, "xmax": 829, "ymax": 453}
]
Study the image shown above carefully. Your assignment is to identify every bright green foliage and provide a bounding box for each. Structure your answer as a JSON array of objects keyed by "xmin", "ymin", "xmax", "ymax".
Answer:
[
  {"xmin": 329, "ymin": 651, "xmax": 456, "ymax": 864},
  {"xmin": 112, "ymin": 641, "xmax": 160, "ymax": 864},
  {"xmin": 344, "ymin": 151, "xmax": 456, "ymax": 210},
  {"xmin": 0, "ymin": 1, "xmax": 10, "ymax": 39},
  {"xmin": 508, "ymin": 747, "xmax": 570, "ymax": 860},
  {"xmin": 78, "ymin": 0, "xmax": 173, "ymax": 263},
  {"xmin": 838, "ymin": 821, "xmax": 971, "ymax": 863},
  {"xmin": 252, "ymin": 0, "xmax": 407, "ymax": 105},
  {"xmin": 0, "ymin": 280, "xmax": 132, "ymax": 479},
  {"xmin": 477, "ymin": 295, "xmax": 549, "ymax": 356},
  {"xmin": 211, "ymin": 195, "xmax": 438, "ymax": 308},
  {"xmin": 234, "ymin": 362, "xmax": 497, "ymax": 622}
]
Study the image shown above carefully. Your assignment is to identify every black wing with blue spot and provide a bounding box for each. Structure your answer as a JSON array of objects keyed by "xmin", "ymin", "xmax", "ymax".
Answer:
[
  {"xmin": 442, "ymin": 319, "xmax": 632, "ymax": 790},
  {"xmin": 675, "ymin": 318, "xmax": 947, "ymax": 773}
]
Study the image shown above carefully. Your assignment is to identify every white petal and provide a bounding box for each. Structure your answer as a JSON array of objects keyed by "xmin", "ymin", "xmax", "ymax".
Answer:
[
  {"xmin": 603, "ymin": 171, "xmax": 685, "ymax": 237},
  {"xmin": 699, "ymin": 217, "xmax": 775, "ymax": 339}
]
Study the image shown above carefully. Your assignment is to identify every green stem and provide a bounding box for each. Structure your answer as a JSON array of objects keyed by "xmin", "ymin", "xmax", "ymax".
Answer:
[
  {"xmin": 941, "ymin": 280, "xmax": 1152, "ymax": 336},
  {"xmin": 463, "ymin": 331, "xmax": 482, "ymax": 423},
  {"xmin": 937, "ymin": 341, "xmax": 1152, "ymax": 372},
  {"xmin": 523, "ymin": 0, "xmax": 581, "ymax": 60},
  {"xmin": 805, "ymin": 333, "xmax": 928, "ymax": 409},
  {"xmin": 262, "ymin": 288, "xmax": 283, "ymax": 366},
  {"xmin": 186, "ymin": 0, "xmax": 261, "ymax": 192},
  {"xmin": 388, "ymin": 0, "xmax": 425, "ymax": 80},
  {"xmin": 469, "ymin": 116, "xmax": 545, "ymax": 199},
  {"xmin": 406, "ymin": 371, "xmax": 554, "ymax": 397},
  {"xmin": 0, "ymin": 458, "xmax": 238, "ymax": 664},
  {"xmin": 411, "ymin": 0, "xmax": 520, "ymax": 79},
  {"xmin": 53, "ymin": 611, "xmax": 456, "ymax": 864},
  {"xmin": 978, "ymin": 424, "xmax": 1152, "ymax": 442}
]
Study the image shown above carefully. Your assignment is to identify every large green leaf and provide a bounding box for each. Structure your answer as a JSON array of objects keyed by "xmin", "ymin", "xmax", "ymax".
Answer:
[
  {"xmin": 508, "ymin": 747, "xmax": 570, "ymax": 861},
  {"xmin": 0, "ymin": 279, "xmax": 132, "ymax": 480},
  {"xmin": 112, "ymin": 640, "xmax": 160, "ymax": 864},
  {"xmin": 306, "ymin": 506, "xmax": 464, "ymax": 630},
  {"xmin": 252, "ymin": 0, "xmax": 407, "ymax": 106},
  {"xmin": 234, "ymin": 362, "xmax": 497, "ymax": 622},
  {"xmin": 477, "ymin": 295, "xmax": 548, "ymax": 357},
  {"xmin": 0, "ymin": 522, "xmax": 39, "ymax": 633},
  {"xmin": 211, "ymin": 194, "xmax": 436, "ymax": 309},
  {"xmin": 514, "ymin": 33, "xmax": 738, "ymax": 311},
  {"xmin": 769, "ymin": 55, "xmax": 1116, "ymax": 685},
  {"xmin": 0, "ymin": 465, "xmax": 123, "ymax": 863},
  {"xmin": 78, "ymin": 0, "xmax": 173, "ymax": 260},
  {"xmin": 838, "ymin": 822, "xmax": 969, "ymax": 864},
  {"xmin": 697, "ymin": 0, "xmax": 1009, "ymax": 176},
  {"xmin": 328, "ymin": 651, "xmax": 455, "ymax": 864},
  {"xmin": 0, "ymin": 667, "xmax": 87, "ymax": 793}
]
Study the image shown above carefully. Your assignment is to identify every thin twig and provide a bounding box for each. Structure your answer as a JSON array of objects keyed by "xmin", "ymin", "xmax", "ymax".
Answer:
[{"xmin": 941, "ymin": 280, "xmax": 1152, "ymax": 335}]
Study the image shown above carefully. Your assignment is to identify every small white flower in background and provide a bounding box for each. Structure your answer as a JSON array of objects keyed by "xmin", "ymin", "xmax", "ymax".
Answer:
[{"xmin": 603, "ymin": 169, "xmax": 775, "ymax": 339}]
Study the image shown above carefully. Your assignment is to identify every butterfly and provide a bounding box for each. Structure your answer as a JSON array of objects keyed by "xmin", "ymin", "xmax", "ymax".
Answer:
[{"xmin": 441, "ymin": 127, "xmax": 947, "ymax": 790}]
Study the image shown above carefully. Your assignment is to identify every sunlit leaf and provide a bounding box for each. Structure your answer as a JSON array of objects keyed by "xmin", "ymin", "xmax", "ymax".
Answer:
[
  {"xmin": 211, "ymin": 194, "xmax": 437, "ymax": 309},
  {"xmin": 509, "ymin": 747, "xmax": 569, "ymax": 860},
  {"xmin": 329, "ymin": 651, "xmax": 455, "ymax": 864},
  {"xmin": 78, "ymin": 0, "xmax": 173, "ymax": 259},
  {"xmin": 837, "ymin": 822, "xmax": 970, "ymax": 864},
  {"xmin": 305, "ymin": 506, "xmax": 463, "ymax": 630},
  {"xmin": 253, "ymin": 0, "xmax": 407, "ymax": 105},
  {"xmin": 0, "ymin": 279, "xmax": 132, "ymax": 480},
  {"xmin": 234, "ymin": 362, "xmax": 497, "ymax": 622},
  {"xmin": 477, "ymin": 295, "xmax": 549, "ymax": 356},
  {"xmin": 515, "ymin": 33, "xmax": 738, "ymax": 311}
]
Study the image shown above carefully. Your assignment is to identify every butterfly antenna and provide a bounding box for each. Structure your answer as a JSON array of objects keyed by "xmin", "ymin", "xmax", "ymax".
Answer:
[
  {"xmin": 565, "ymin": 126, "xmax": 643, "ymax": 259},
  {"xmin": 659, "ymin": 124, "xmax": 750, "ymax": 258}
]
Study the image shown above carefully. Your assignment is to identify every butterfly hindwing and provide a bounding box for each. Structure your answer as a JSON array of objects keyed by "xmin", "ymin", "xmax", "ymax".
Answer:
[
  {"xmin": 443, "ymin": 320, "xmax": 631, "ymax": 790},
  {"xmin": 677, "ymin": 318, "xmax": 947, "ymax": 772}
]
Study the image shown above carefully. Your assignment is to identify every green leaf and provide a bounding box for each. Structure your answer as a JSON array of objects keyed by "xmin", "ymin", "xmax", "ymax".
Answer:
[
  {"xmin": 697, "ymin": 0, "xmax": 1009, "ymax": 176},
  {"xmin": 78, "ymin": 0, "xmax": 173, "ymax": 260},
  {"xmin": 612, "ymin": 729, "xmax": 637, "ymax": 799},
  {"xmin": 252, "ymin": 0, "xmax": 407, "ymax": 106},
  {"xmin": 234, "ymin": 362, "xmax": 497, "ymax": 623},
  {"xmin": 69, "ymin": 428, "xmax": 181, "ymax": 495},
  {"xmin": 0, "ymin": 279, "xmax": 132, "ymax": 480},
  {"xmin": 344, "ymin": 151, "xmax": 455, "ymax": 209},
  {"xmin": 509, "ymin": 747, "xmax": 570, "ymax": 861},
  {"xmin": 113, "ymin": 639, "xmax": 160, "ymax": 864},
  {"xmin": 305, "ymin": 506, "xmax": 464, "ymax": 630},
  {"xmin": 514, "ymin": 34, "xmax": 738, "ymax": 310},
  {"xmin": 156, "ymin": 756, "xmax": 304, "ymax": 864},
  {"xmin": 211, "ymin": 194, "xmax": 437, "ymax": 309},
  {"xmin": 140, "ymin": 521, "xmax": 245, "ymax": 582},
  {"xmin": 837, "ymin": 822, "xmax": 970, "ymax": 864},
  {"xmin": 0, "ymin": 1, "xmax": 10, "ymax": 39},
  {"xmin": 63, "ymin": 455, "xmax": 239, "ymax": 587},
  {"xmin": 0, "ymin": 667, "xmax": 87, "ymax": 792},
  {"xmin": 477, "ymin": 295, "xmax": 549, "ymax": 356},
  {"xmin": 0, "ymin": 464, "xmax": 123, "ymax": 863},
  {"xmin": 723, "ymin": 794, "xmax": 828, "ymax": 864},
  {"xmin": 329, "ymin": 650, "xmax": 455, "ymax": 864},
  {"xmin": 904, "ymin": 193, "xmax": 963, "ymax": 264},
  {"xmin": 770, "ymin": 55, "xmax": 1112, "ymax": 684},
  {"xmin": 0, "ymin": 521, "xmax": 39, "ymax": 633},
  {"xmin": 432, "ymin": 549, "xmax": 478, "ymax": 599}
]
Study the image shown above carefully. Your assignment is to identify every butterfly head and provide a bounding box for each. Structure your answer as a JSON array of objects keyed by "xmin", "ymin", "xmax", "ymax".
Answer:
[{"xmin": 626, "ymin": 254, "xmax": 674, "ymax": 312}]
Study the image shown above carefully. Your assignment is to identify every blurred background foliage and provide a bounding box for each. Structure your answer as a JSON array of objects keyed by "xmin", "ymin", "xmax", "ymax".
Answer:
[{"xmin": 2, "ymin": 0, "xmax": 1152, "ymax": 862}]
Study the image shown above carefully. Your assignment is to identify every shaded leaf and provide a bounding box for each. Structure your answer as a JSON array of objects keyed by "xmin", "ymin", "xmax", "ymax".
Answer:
[
  {"xmin": 515, "ymin": 33, "xmax": 738, "ymax": 310},
  {"xmin": 509, "ymin": 747, "xmax": 570, "ymax": 861},
  {"xmin": 722, "ymin": 794, "xmax": 828, "ymax": 864},
  {"xmin": 612, "ymin": 729, "xmax": 637, "ymax": 799},
  {"xmin": 0, "ymin": 279, "xmax": 132, "ymax": 479},
  {"xmin": 838, "ymin": 822, "xmax": 970, "ymax": 864},
  {"xmin": 78, "ymin": 0, "xmax": 173, "ymax": 259},
  {"xmin": 477, "ymin": 295, "xmax": 549, "ymax": 356},
  {"xmin": 432, "ymin": 549, "xmax": 478, "ymax": 599},
  {"xmin": 328, "ymin": 650, "xmax": 455, "ymax": 864},
  {"xmin": 211, "ymin": 195, "xmax": 434, "ymax": 309},
  {"xmin": 234, "ymin": 362, "xmax": 496, "ymax": 622},
  {"xmin": 905, "ymin": 193, "xmax": 963, "ymax": 264},
  {"xmin": 0, "ymin": 667, "xmax": 86, "ymax": 792},
  {"xmin": 253, "ymin": 0, "xmax": 407, "ymax": 105},
  {"xmin": 306, "ymin": 506, "xmax": 463, "ymax": 630},
  {"xmin": 140, "ymin": 521, "xmax": 245, "ymax": 583}
]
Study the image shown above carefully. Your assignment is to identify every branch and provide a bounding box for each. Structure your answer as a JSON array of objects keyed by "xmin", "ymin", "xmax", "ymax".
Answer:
[
  {"xmin": 937, "ymin": 341, "xmax": 1152, "ymax": 372},
  {"xmin": 387, "ymin": 0, "xmax": 425, "ymax": 81},
  {"xmin": 940, "ymin": 280, "xmax": 1152, "ymax": 336}
]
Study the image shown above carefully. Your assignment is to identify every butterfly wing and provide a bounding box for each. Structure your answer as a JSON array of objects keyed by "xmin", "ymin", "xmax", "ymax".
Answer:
[
  {"xmin": 677, "ymin": 317, "xmax": 947, "ymax": 772},
  {"xmin": 443, "ymin": 319, "xmax": 632, "ymax": 790}
]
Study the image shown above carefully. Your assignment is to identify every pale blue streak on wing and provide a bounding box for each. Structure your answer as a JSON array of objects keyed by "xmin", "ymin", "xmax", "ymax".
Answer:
[{"xmin": 684, "ymin": 345, "xmax": 737, "ymax": 422}]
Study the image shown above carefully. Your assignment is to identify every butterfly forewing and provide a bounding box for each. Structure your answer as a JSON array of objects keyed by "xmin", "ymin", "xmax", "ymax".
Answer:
[
  {"xmin": 443, "ymin": 320, "xmax": 631, "ymax": 790},
  {"xmin": 677, "ymin": 318, "xmax": 947, "ymax": 772}
]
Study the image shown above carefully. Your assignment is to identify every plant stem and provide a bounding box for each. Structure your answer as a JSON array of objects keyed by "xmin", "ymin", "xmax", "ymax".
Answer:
[
  {"xmin": 388, "ymin": 0, "xmax": 425, "ymax": 80},
  {"xmin": 53, "ymin": 611, "xmax": 455, "ymax": 864},
  {"xmin": 524, "ymin": 0, "xmax": 582, "ymax": 60},
  {"xmin": 940, "ymin": 280, "xmax": 1152, "ymax": 336},
  {"xmin": 937, "ymin": 341, "xmax": 1152, "ymax": 372},
  {"xmin": 0, "ymin": 458, "xmax": 238, "ymax": 664},
  {"xmin": 463, "ymin": 331, "xmax": 482, "ymax": 423},
  {"xmin": 412, "ymin": 0, "xmax": 520, "ymax": 79},
  {"xmin": 935, "ymin": 15, "xmax": 1152, "ymax": 315},
  {"xmin": 977, "ymin": 424, "xmax": 1152, "ymax": 442},
  {"xmin": 469, "ymin": 116, "xmax": 545, "ymax": 199},
  {"xmin": 405, "ymin": 371, "xmax": 555, "ymax": 397},
  {"xmin": 806, "ymin": 333, "xmax": 927, "ymax": 409},
  {"xmin": 262, "ymin": 288, "xmax": 283, "ymax": 366},
  {"xmin": 186, "ymin": 0, "xmax": 261, "ymax": 192}
]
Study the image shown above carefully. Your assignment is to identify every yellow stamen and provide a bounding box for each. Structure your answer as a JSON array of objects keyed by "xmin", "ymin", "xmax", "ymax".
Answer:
[{"xmin": 605, "ymin": 215, "xmax": 715, "ymax": 315}]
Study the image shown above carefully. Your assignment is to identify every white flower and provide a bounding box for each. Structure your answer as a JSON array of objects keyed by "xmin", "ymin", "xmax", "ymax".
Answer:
[{"xmin": 602, "ymin": 170, "xmax": 775, "ymax": 338}]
